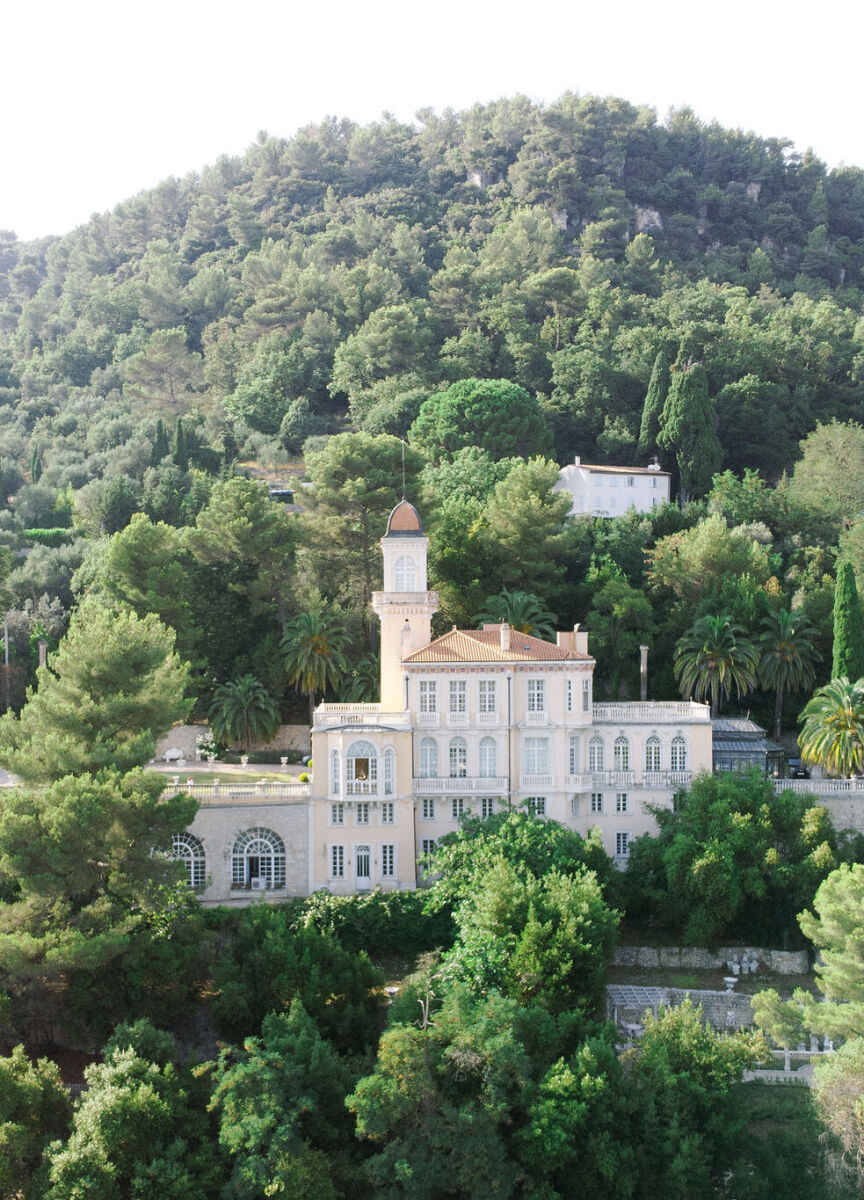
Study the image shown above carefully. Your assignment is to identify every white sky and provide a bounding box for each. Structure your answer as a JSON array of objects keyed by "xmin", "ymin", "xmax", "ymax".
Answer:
[{"xmin": 4, "ymin": 0, "xmax": 863, "ymax": 242}]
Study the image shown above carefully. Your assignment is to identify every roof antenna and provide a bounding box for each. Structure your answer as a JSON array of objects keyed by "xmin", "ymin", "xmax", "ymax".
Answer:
[{"xmin": 401, "ymin": 439, "xmax": 406, "ymax": 500}]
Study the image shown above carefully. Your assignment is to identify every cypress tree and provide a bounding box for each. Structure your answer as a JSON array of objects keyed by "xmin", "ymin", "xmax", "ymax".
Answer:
[
  {"xmin": 832, "ymin": 560, "xmax": 864, "ymax": 682},
  {"xmin": 30, "ymin": 445, "xmax": 41, "ymax": 483},
  {"xmin": 638, "ymin": 349, "xmax": 670, "ymax": 456},
  {"xmin": 151, "ymin": 419, "xmax": 169, "ymax": 466},
  {"xmin": 173, "ymin": 418, "xmax": 189, "ymax": 471},
  {"xmin": 657, "ymin": 355, "xmax": 722, "ymax": 506}
]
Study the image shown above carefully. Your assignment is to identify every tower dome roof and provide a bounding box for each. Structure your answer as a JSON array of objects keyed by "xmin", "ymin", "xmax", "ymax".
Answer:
[{"xmin": 384, "ymin": 499, "xmax": 423, "ymax": 536}]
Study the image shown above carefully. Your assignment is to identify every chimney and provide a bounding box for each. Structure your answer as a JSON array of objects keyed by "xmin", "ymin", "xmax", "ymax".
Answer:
[
  {"xmin": 499, "ymin": 622, "xmax": 511, "ymax": 653},
  {"xmin": 640, "ymin": 644, "xmax": 649, "ymax": 700},
  {"xmin": 573, "ymin": 623, "xmax": 589, "ymax": 656},
  {"xmin": 574, "ymin": 454, "xmax": 581, "ymax": 465}
]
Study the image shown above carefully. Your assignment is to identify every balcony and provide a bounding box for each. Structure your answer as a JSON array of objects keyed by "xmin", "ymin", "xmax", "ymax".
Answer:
[
  {"xmin": 446, "ymin": 710, "xmax": 469, "ymax": 727},
  {"xmin": 643, "ymin": 770, "xmax": 692, "ymax": 788},
  {"xmin": 345, "ymin": 780, "xmax": 378, "ymax": 795},
  {"xmin": 413, "ymin": 776, "xmax": 509, "ymax": 794},
  {"xmin": 525, "ymin": 710, "xmax": 549, "ymax": 726},
  {"xmin": 417, "ymin": 711, "xmax": 439, "ymax": 727},
  {"xmin": 477, "ymin": 711, "xmax": 499, "ymax": 726},
  {"xmin": 592, "ymin": 701, "xmax": 710, "ymax": 724},
  {"xmin": 314, "ymin": 704, "xmax": 411, "ymax": 730},
  {"xmin": 520, "ymin": 773, "xmax": 554, "ymax": 788}
]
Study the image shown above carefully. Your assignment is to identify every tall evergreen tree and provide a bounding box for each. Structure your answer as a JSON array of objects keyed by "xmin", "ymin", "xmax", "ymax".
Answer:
[
  {"xmin": 832, "ymin": 560, "xmax": 864, "ymax": 682},
  {"xmin": 29, "ymin": 444, "xmax": 42, "ymax": 483},
  {"xmin": 638, "ymin": 349, "xmax": 670, "ymax": 456},
  {"xmin": 657, "ymin": 355, "xmax": 722, "ymax": 505},
  {"xmin": 172, "ymin": 417, "xmax": 188, "ymax": 471},
  {"xmin": 150, "ymin": 418, "xmax": 170, "ymax": 466}
]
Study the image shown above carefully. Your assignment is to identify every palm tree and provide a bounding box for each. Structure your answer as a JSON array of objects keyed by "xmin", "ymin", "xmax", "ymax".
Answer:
[
  {"xmin": 209, "ymin": 675, "xmax": 280, "ymax": 751},
  {"xmin": 799, "ymin": 676, "xmax": 864, "ymax": 777},
  {"xmin": 759, "ymin": 608, "xmax": 818, "ymax": 740},
  {"xmin": 673, "ymin": 614, "xmax": 759, "ymax": 716},
  {"xmin": 475, "ymin": 590, "xmax": 557, "ymax": 641},
  {"xmin": 281, "ymin": 609, "xmax": 348, "ymax": 722},
  {"xmin": 342, "ymin": 654, "xmax": 380, "ymax": 703}
]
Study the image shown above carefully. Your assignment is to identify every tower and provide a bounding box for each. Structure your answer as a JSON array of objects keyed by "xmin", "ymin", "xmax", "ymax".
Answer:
[{"xmin": 371, "ymin": 500, "xmax": 438, "ymax": 709}]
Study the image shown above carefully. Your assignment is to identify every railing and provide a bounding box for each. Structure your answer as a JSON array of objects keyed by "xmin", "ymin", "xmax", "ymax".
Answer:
[
  {"xmin": 773, "ymin": 778, "xmax": 864, "ymax": 795},
  {"xmin": 314, "ymin": 705, "xmax": 411, "ymax": 729},
  {"xmin": 163, "ymin": 781, "xmax": 310, "ymax": 805},
  {"xmin": 565, "ymin": 770, "xmax": 688, "ymax": 790},
  {"xmin": 417, "ymin": 711, "xmax": 439, "ymax": 727},
  {"xmin": 413, "ymin": 776, "xmax": 509, "ymax": 794},
  {"xmin": 345, "ymin": 780, "xmax": 378, "ymax": 795},
  {"xmin": 446, "ymin": 711, "xmax": 469, "ymax": 727},
  {"xmin": 477, "ymin": 711, "xmax": 499, "ymax": 726},
  {"xmin": 525, "ymin": 710, "xmax": 549, "ymax": 726},
  {"xmin": 593, "ymin": 702, "xmax": 710, "ymax": 723},
  {"xmin": 643, "ymin": 770, "xmax": 692, "ymax": 788},
  {"xmin": 520, "ymin": 773, "xmax": 554, "ymax": 788}
]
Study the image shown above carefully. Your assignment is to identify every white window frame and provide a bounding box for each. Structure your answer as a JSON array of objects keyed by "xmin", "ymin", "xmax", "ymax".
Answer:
[
  {"xmin": 451, "ymin": 796, "xmax": 468, "ymax": 821},
  {"xmin": 355, "ymin": 801, "xmax": 370, "ymax": 825},
  {"xmin": 614, "ymin": 736, "xmax": 630, "ymax": 771},
  {"xmin": 330, "ymin": 801, "xmax": 345, "ymax": 826},
  {"xmin": 582, "ymin": 677, "xmax": 590, "ymax": 713},
  {"xmin": 479, "ymin": 680, "xmax": 497, "ymax": 713},
  {"xmin": 330, "ymin": 748, "xmax": 340, "ymax": 794},
  {"xmin": 395, "ymin": 554, "xmax": 417, "ymax": 591},
  {"xmin": 527, "ymin": 679, "xmax": 545, "ymax": 712},
  {"xmin": 380, "ymin": 801, "xmax": 395, "ymax": 824},
  {"xmin": 172, "ymin": 833, "xmax": 205, "ymax": 889},
  {"xmin": 524, "ymin": 737, "xmax": 548, "ymax": 774},
  {"xmin": 591, "ymin": 792, "xmax": 603, "ymax": 813},
  {"xmin": 421, "ymin": 838, "xmax": 437, "ymax": 859},
  {"xmin": 381, "ymin": 843, "xmax": 396, "ymax": 877},
  {"xmin": 419, "ymin": 737, "xmax": 438, "ymax": 778},
  {"xmin": 525, "ymin": 796, "xmax": 546, "ymax": 817},
  {"xmin": 449, "ymin": 737, "xmax": 468, "ymax": 778},
  {"xmin": 232, "ymin": 828, "xmax": 286, "ymax": 890},
  {"xmin": 616, "ymin": 831, "xmax": 631, "ymax": 857},
  {"xmin": 645, "ymin": 736, "xmax": 661, "ymax": 772},
  {"xmin": 671, "ymin": 736, "xmax": 688, "ymax": 771},
  {"xmin": 568, "ymin": 735, "xmax": 579, "ymax": 775},
  {"xmin": 419, "ymin": 680, "xmax": 437, "ymax": 713},
  {"xmin": 589, "ymin": 737, "xmax": 604, "ymax": 772},
  {"xmin": 481, "ymin": 797, "xmax": 496, "ymax": 819},
  {"xmin": 449, "ymin": 680, "xmax": 467, "ymax": 713},
  {"xmin": 421, "ymin": 796, "xmax": 436, "ymax": 821},
  {"xmin": 478, "ymin": 736, "xmax": 497, "ymax": 778},
  {"xmin": 383, "ymin": 748, "xmax": 394, "ymax": 795},
  {"xmin": 331, "ymin": 844, "xmax": 345, "ymax": 878},
  {"xmin": 566, "ymin": 678, "xmax": 573, "ymax": 712},
  {"xmin": 616, "ymin": 792, "xmax": 628, "ymax": 813}
]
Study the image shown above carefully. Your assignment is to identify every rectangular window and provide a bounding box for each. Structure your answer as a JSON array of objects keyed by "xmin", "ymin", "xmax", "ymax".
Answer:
[
  {"xmin": 451, "ymin": 796, "xmax": 467, "ymax": 821},
  {"xmin": 582, "ymin": 678, "xmax": 590, "ymax": 712},
  {"xmin": 421, "ymin": 838, "xmax": 437, "ymax": 859},
  {"xmin": 627, "ymin": 475, "xmax": 635, "ymax": 487},
  {"xmin": 566, "ymin": 678, "xmax": 573, "ymax": 712},
  {"xmin": 419, "ymin": 681, "xmax": 437, "ymax": 713},
  {"xmin": 381, "ymin": 844, "xmax": 395, "ymax": 877},
  {"xmin": 526, "ymin": 797, "xmax": 546, "ymax": 816},
  {"xmin": 568, "ymin": 736, "xmax": 579, "ymax": 775},
  {"xmin": 421, "ymin": 796, "xmax": 436, "ymax": 821},
  {"xmin": 524, "ymin": 737, "xmax": 549, "ymax": 774},
  {"xmin": 616, "ymin": 792, "xmax": 628, "ymax": 813},
  {"xmin": 356, "ymin": 802, "xmax": 370, "ymax": 825},
  {"xmin": 331, "ymin": 845, "xmax": 344, "ymax": 877},
  {"xmin": 651, "ymin": 477, "xmax": 658, "ymax": 488},
  {"xmin": 616, "ymin": 832, "xmax": 631, "ymax": 857},
  {"xmin": 330, "ymin": 802, "xmax": 344, "ymax": 825},
  {"xmin": 591, "ymin": 792, "xmax": 603, "ymax": 813},
  {"xmin": 481, "ymin": 797, "xmax": 496, "ymax": 819},
  {"xmin": 527, "ymin": 679, "xmax": 545, "ymax": 712},
  {"xmin": 449, "ymin": 680, "xmax": 467, "ymax": 713},
  {"xmin": 571, "ymin": 796, "xmax": 580, "ymax": 818},
  {"xmin": 479, "ymin": 680, "xmax": 497, "ymax": 713},
  {"xmin": 380, "ymin": 801, "xmax": 394, "ymax": 824}
]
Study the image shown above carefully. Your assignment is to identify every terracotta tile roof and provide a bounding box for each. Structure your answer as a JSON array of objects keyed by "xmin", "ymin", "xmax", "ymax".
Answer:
[{"xmin": 403, "ymin": 627, "xmax": 591, "ymax": 664}]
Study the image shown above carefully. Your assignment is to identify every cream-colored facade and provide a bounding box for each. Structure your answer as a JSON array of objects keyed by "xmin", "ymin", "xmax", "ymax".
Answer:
[{"xmin": 182, "ymin": 499, "xmax": 711, "ymax": 903}]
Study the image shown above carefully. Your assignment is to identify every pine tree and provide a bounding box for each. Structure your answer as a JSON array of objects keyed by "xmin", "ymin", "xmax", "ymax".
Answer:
[
  {"xmin": 657, "ymin": 354, "xmax": 722, "ymax": 506},
  {"xmin": 638, "ymin": 349, "xmax": 670, "ymax": 456},
  {"xmin": 173, "ymin": 417, "xmax": 188, "ymax": 471},
  {"xmin": 150, "ymin": 418, "xmax": 169, "ymax": 466},
  {"xmin": 832, "ymin": 560, "xmax": 864, "ymax": 682},
  {"xmin": 29, "ymin": 445, "xmax": 41, "ymax": 483}
]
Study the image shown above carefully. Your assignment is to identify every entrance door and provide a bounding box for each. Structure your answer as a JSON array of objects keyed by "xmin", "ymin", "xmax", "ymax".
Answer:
[{"xmin": 355, "ymin": 845, "xmax": 371, "ymax": 888}]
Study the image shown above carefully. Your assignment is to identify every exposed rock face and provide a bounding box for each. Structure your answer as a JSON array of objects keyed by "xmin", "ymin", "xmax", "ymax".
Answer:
[
  {"xmin": 551, "ymin": 208, "xmax": 568, "ymax": 230},
  {"xmin": 467, "ymin": 168, "xmax": 489, "ymax": 190},
  {"xmin": 746, "ymin": 181, "xmax": 762, "ymax": 201},
  {"xmin": 635, "ymin": 206, "xmax": 663, "ymax": 233}
]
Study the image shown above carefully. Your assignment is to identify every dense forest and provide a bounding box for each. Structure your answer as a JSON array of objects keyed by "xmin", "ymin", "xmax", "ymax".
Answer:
[{"xmin": 3, "ymin": 93, "xmax": 864, "ymax": 725}]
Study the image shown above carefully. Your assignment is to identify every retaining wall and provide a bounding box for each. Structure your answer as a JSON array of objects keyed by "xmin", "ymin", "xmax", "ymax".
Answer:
[
  {"xmin": 155, "ymin": 723, "xmax": 311, "ymax": 761},
  {"xmin": 612, "ymin": 944, "xmax": 809, "ymax": 975}
]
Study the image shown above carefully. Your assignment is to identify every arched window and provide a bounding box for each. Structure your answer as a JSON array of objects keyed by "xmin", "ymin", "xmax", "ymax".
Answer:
[
  {"xmin": 478, "ymin": 737, "xmax": 496, "ymax": 778},
  {"xmin": 614, "ymin": 736, "xmax": 630, "ymax": 771},
  {"xmin": 449, "ymin": 737, "xmax": 468, "ymax": 778},
  {"xmin": 589, "ymin": 736, "xmax": 604, "ymax": 772},
  {"xmin": 330, "ymin": 748, "xmax": 340, "ymax": 795},
  {"xmin": 232, "ymin": 828, "xmax": 286, "ymax": 889},
  {"xmin": 395, "ymin": 555, "xmax": 417, "ymax": 591},
  {"xmin": 419, "ymin": 737, "xmax": 438, "ymax": 778},
  {"xmin": 671, "ymin": 736, "xmax": 688, "ymax": 771},
  {"xmin": 383, "ymin": 748, "xmax": 394, "ymax": 795},
  {"xmin": 346, "ymin": 739, "xmax": 378, "ymax": 794},
  {"xmin": 172, "ymin": 832, "xmax": 205, "ymax": 889},
  {"xmin": 645, "ymin": 736, "xmax": 661, "ymax": 772}
]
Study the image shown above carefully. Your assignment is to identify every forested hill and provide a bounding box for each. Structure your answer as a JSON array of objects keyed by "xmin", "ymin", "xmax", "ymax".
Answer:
[{"xmin": 3, "ymin": 91, "xmax": 864, "ymax": 498}]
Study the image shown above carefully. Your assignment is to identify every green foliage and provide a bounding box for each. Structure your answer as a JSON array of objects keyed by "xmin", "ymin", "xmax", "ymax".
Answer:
[
  {"xmin": 638, "ymin": 348, "xmax": 670, "ymax": 456},
  {"xmin": 210, "ymin": 905, "xmax": 384, "ymax": 1052},
  {"xmin": 799, "ymin": 677, "xmax": 864, "ymax": 777},
  {"xmin": 210, "ymin": 1004, "xmax": 359, "ymax": 1200},
  {"xmin": 22, "ymin": 527, "xmax": 81, "ymax": 548},
  {"xmin": 759, "ymin": 607, "xmax": 818, "ymax": 738},
  {"xmin": 409, "ymin": 378, "xmax": 550, "ymax": 463},
  {"xmin": 791, "ymin": 421, "xmax": 864, "ymax": 528},
  {"xmin": 812, "ymin": 1036, "xmax": 864, "ymax": 1187},
  {"xmin": 0, "ymin": 1045, "xmax": 72, "ymax": 1200},
  {"xmin": 43, "ymin": 1044, "xmax": 224, "ymax": 1199},
  {"xmin": 625, "ymin": 771, "xmax": 842, "ymax": 944},
  {"xmin": 474, "ymin": 588, "xmax": 557, "ymax": 639},
  {"xmin": 280, "ymin": 608, "xmax": 348, "ymax": 721},
  {"xmin": 832, "ymin": 559, "xmax": 864, "ymax": 682},
  {"xmin": 294, "ymin": 887, "xmax": 454, "ymax": 957},
  {"xmin": 658, "ymin": 357, "xmax": 722, "ymax": 504},
  {"xmin": 208, "ymin": 674, "xmax": 280, "ymax": 750},
  {"xmin": 673, "ymin": 613, "xmax": 759, "ymax": 714},
  {"xmin": 0, "ymin": 598, "xmax": 191, "ymax": 783}
]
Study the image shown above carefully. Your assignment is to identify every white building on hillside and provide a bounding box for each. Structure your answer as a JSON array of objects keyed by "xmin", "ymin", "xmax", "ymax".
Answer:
[
  {"xmin": 176, "ymin": 499, "xmax": 711, "ymax": 904},
  {"xmin": 555, "ymin": 456, "xmax": 671, "ymax": 517}
]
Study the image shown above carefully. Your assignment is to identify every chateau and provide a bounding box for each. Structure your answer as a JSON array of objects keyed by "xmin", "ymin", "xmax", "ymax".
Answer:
[{"xmin": 183, "ymin": 500, "xmax": 711, "ymax": 903}]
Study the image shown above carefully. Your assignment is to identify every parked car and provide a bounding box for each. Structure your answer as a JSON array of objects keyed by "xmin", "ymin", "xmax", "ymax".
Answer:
[{"xmin": 787, "ymin": 758, "xmax": 810, "ymax": 779}]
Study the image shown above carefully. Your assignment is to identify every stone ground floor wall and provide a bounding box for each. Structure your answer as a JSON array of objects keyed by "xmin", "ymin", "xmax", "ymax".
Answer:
[
  {"xmin": 612, "ymin": 945, "xmax": 809, "ymax": 974},
  {"xmin": 189, "ymin": 800, "xmax": 309, "ymax": 905}
]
